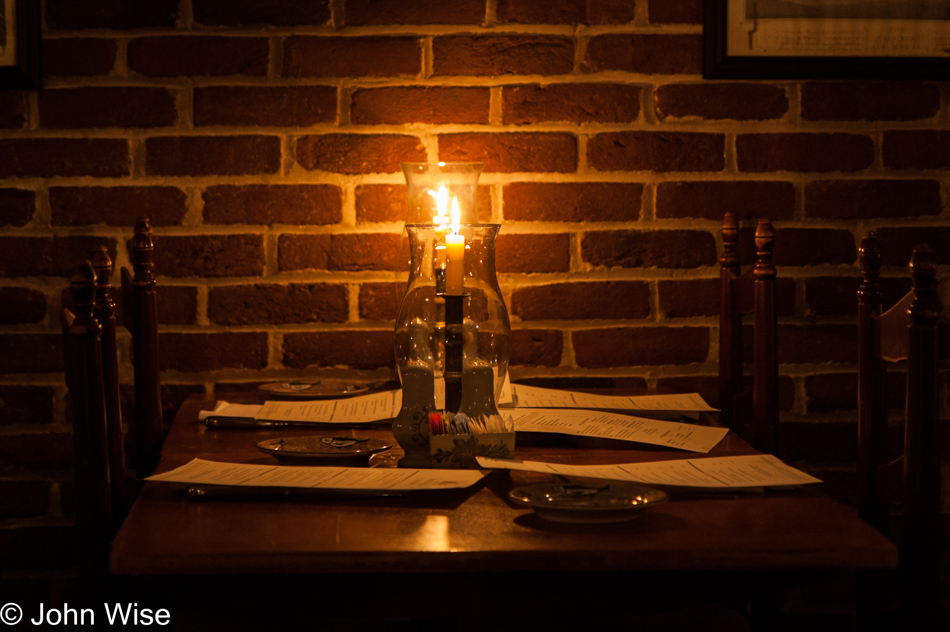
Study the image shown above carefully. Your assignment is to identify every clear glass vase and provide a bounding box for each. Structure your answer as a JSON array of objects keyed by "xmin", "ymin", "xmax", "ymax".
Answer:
[{"xmin": 393, "ymin": 163, "xmax": 510, "ymax": 465}]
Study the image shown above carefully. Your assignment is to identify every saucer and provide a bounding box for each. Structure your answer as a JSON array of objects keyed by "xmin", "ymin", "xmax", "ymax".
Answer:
[
  {"xmin": 509, "ymin": 482, "xmax": 668, "ymax": 523},
  {"xmin": 257, "ymin": 381, "xmax": 369, "ymax": 399},
  {"xmin": 257, "ymin": 436, "xmax": 392, "ymax": 467}
]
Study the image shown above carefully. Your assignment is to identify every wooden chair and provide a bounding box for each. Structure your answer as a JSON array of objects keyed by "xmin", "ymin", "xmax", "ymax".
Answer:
[
  {"xmin": 121, "ymin": 218, "xmax": 163, "ymax": 479},
  {"xmin": 719, "ymin": 212, "xmax": 779, "ymax": 455},
  {"xmin": 857, "ymin": 233, "xmax": 941, "ymax": 629},
  {"xmin": 62, "ymin": 262, "xmax": 113, "ymax": 578}
]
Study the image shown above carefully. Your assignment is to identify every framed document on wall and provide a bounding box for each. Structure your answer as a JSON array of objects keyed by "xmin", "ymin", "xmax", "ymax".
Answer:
[
  {"xmin": 704, "ymin": 0, "xmax": 950, "ymax": 79},
  {"xmin": 0, "ymin": 0, "xmax": 40, "ymax": 89}
]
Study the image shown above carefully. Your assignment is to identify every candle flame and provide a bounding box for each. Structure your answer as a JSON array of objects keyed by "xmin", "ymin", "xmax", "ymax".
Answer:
[
  {"xmin": 450, "ymin": 197, "xmax": 460, "ymax": 234},
  {"xmin": 428, "ymin": 186, "xmax": 450, "ymax": 225}
]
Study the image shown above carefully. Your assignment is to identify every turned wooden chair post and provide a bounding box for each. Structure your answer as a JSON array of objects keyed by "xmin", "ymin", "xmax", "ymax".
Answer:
[
  {"xmin": 857, "ymin": 233, "xmax": 888, "ymax": 530},
  {"xmin": 65, "ymin": 262, "xmax": 113, "ymax": 578},
  {"xmin": 719, "ymin": 214, "xmax": 779, "ymax": 453},
  {"xmin": 122, "ymin": 218, "xmax": 163, "ymax": 479},
  {"xmin": 90, "ymin": 247, "xmax": 127, "ymax": 522},
  {"xmin": 719, "ymin": 212, "xmax": 743, "ymax": 435},
  {"xmin": 751, "ymin": 219, "xmax": 779, "ymax": 456},
  {"xmin": 901, "ymin": 245, "xmax": 941, "ymax": 629}
]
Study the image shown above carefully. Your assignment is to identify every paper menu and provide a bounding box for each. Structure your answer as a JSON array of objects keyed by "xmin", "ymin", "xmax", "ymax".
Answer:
[
  {"xmin": 507, "ymin": 385, "xmax": 716, "ymax": 415},
  {"xmin": 476, "ymin": 454, "xmax": 821, "ymax": 489},
  {"xmin": 148, "ymin": 458, "xmax": 486, "ymax": 490},
  {"xmin": 509, "ymin": 409, "xmax": 727, "ymax": 453},
  {"xmin": 255, "ymin": 390, "xmax": 400, "ymax": 423}
]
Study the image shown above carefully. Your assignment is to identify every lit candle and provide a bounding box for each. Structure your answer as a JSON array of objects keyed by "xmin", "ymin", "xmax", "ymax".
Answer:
[{"xmin": 444, "ymin": 198, "xmax": 465, "ymax": 295}]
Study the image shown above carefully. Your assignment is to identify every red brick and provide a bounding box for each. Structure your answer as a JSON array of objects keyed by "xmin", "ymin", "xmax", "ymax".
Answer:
[
  {"xmin": 511, "ymin": 282, "xmax": 650, "ymax": 321},
  {"xmin": 0, "ymin": 139, "xmax": 130, "ymax": 178},
  {"xmin": 46, "ymin": 0, "xmax": 179, "ymax": 29},
  {"xmin": 504, "ymin": 182, "xmax": 641, "ymax": 222},
  {"xmin": 582, "ymin": 230, "xmax": 717, "ymax": 269},
  {"xmin": 50, "ymin": 186, "xmax": 187, "ymax": 227},
  {"xmin": 779, "ymin": 324, "xmax": 857, "ymax": 364},
  {"xmin": 649, "ymin": 0, "xmax": 702, "ymax": 24},
  {"xmin": 39, "ymin": 87, "xmax": 178, "ymax": 129},
  {"xmin": 439, "ymin": 133, "xmax": 576, "ymax": 173},
  {"xmin": 655, "ymin": 83, "xmax": 788, "ymax": 121},
  {"xmin": 359, "ymin": 282, "xmax": 403, "ymax": 321},
  {"xmin": 587, "ymin": 0, "xmax": 637, "ymax": 24},
  {"xmin": 0, "ymin": 526, "xmax": 77, "ymax": 570},
  {"xmin": 502, "ymin": 83, "xmax": 640, "ymax": 125},
  {"xmin": 656, "ymin": 375, "xmax": 722, "ymax": 408},
  {"xmin": 193, "ymin": 0, "xmax": 330, "ymax": 25},
  {"xmin": 585, "ymin": 34, "xmax": 702, "ymax": 75},
  {"xmin": 278, "ymin": 234, "xmax": 402, "ymax": 272},
  {"xmin": 801, "ymin": 82, "xmax": 939, "ymax": 121},
  {"xmin": 81, "ymin": 283, "xmax": 197, "ymax": 326},
  {"xmin": 128, "ymin": 36, "xmax": 269, "ymax": 77},
  {"xmin": 883, "ymin": 130, "xmax": 950, "ymax": 169},
  {"xmin": 146, "ymin": 136, "xmax": 280, "ymax": 176},
  {"xmin": 874, "ymin": 227, "xmax": 950, "ymax": 266},
  {"xmin": 345, "ymin": 0, "xmax": 485, "ymax": 25},
  {"xmin": 659, "ymin": 277, "xmax": 795, "ymax": 318},
  {"xmin": 0, "ymin": 189, "xmax": 35, "ymax": 227},
  {"xmin": 765, "ymin": 228, "xmax": 857, "ymax": 266},
  {"xmin": 0, "ymin": 433, "xmax": 73, "ymax": 472},
  {"xmin": 655, "ymin": 181, "xmax": 795, "ymax": 220},
  {"xmin": 805, "ymin": 276, "xmax": 910, "ymax": 317},
  {"xmin": 43, "ymin": 38, "xmax": 116, "ymax": 77},
  {"xmin": 284, "ymin": 37, "xmax": 421, "ymax": 77},
  {"xmin": 511, "ymin": 329, "xmax": 563, "ymax": 366},
  {"xmin": 573, "ymin": 326, "xmax": 710, "ymax": 367},
  {"xmin": 0, "ymin": 92, "xmax": 26, "ymax": 128},
  {"xmin": 805, "ymin": 179, "xmax": 940, "ymax": 219},
  {"xmin": 195, "ymin": 86, "xmax": 337, "ymax": 127},
  {"xmin": 588, "ymin": 132, "xmax": 724, "ymax": 172},
  {"xmin": 737, "ymin": 133, "xmax": 874, "ymax": 173},
  {"xmin": 804, "ymin": 373, "xmax": 857, "ymax": 414},
  {"xmin": 351, "ymin": 87, "xmax": 489, "ymax": 125},
  {"xmin": 0, "ymin": 236, "xmax": 116, "ymax": 278},
  {"xmin": 0, "ymin": 287, "xmax": 47, "ymax": 324},
  {"xmin": 497, "ymin": 0, "xmax": 585, "ymax": 23},
  {"xmin": 296, "ymin": 134, "xmax": 425, "ymax": 174},
  {"xmin": 432, "ymin": 35, "xmax": 573, "ymax": 76},
  {"xmin": 283, "ymin": 331, "xmax": 395, "ymax": 370},
  {"xmin": 496, "ymin": 234, "xmax": 570, "ymax": 273},
  {"xmin": 0, "ymin": 386, "xmax": 56, "ymax": 425},
  {"xmin": 203, "ymin": 185, "xmax": 342, "ymax": 226},
  {"xmin": 0, "ymin": 334, "xmax": 63, "ymax": 373},
  {"xmin": 160, "ymin": 332, "xmax": 268, "ymax": 372},
  {"xmin": 356, "ymin": 185, "xmax": 406, "ymax": 223},
  {"xmin": 149, "ymin": 235, "xmax": 265, "ymax": 278},
  {"xmin": 208, "ymin": 283, "xmax": 348, "ymax": 325},
  {"xmin": 0, "ymin": 481, "xmax": 50, "ymax": 519}
]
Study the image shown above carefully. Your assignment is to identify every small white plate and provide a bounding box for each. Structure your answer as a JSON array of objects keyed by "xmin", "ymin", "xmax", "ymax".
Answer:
[
  {"xmin": 258, "ymin": 381, "xmax": 369, "ymax": 399},
  {"xmin": 509, "ymin": 483, "xmax": 668, "ymax": 523}
]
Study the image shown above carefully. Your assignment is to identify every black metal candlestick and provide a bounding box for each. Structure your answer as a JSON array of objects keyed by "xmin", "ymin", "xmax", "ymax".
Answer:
[{"xmin": 442, "ymin": 293, "xmax": 465, "ymax": 413}]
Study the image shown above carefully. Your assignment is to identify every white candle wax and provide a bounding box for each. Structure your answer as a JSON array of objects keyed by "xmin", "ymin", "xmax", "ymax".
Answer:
[{"xmin": 445, "ymin": 233, "xmax": 465, "ymax": 294}]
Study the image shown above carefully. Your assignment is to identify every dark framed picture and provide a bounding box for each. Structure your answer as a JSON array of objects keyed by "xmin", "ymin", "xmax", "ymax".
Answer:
[
  {"xmin": 0, "ymin": 0, "xmax": 40, "ymax": 89},
  {"xmin": 704, "ymin": 0, "xmax": 950, "ymax": 79}
]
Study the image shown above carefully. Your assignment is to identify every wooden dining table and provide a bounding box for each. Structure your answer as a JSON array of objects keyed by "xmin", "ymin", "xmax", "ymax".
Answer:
[{"xmin": 110, "ymin": 388, "xmax": 897, "ymax": 628}]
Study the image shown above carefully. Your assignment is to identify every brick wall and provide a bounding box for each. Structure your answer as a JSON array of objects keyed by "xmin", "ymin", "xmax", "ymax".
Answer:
[{"xmin": 1, "ymin": 0, "xmax": 948, "ymax": 595}]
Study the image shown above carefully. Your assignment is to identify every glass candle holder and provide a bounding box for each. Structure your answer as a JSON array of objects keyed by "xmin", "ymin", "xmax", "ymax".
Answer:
[{"xmin": 393, "ymin": 163, "xmax": 511, "ymax": 466}]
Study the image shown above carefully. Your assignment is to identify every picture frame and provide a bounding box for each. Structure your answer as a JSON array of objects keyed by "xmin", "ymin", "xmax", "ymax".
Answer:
[
  {"xmin": 704, "ymin": 0, "xmax": 950, "ymax": 79},
  {"xmin": 0, "ymin": 0, "xmax": 40, "ymax": 89}
]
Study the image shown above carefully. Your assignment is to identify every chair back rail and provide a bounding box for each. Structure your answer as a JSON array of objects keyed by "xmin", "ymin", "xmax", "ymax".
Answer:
[
  {"xmin": 719, "ymin": 213, "xmax": 779, "ymax": 454},
  {"xmin": 122, "ymin": 218, "xmax": 163, "ymax": 479},
  {"xmin": 901, "ymin": 245, "xmax": 941, "ymax": 627},
  {"xmin": 858, "ymin": 234, "xmax": 942, "ymax": 629},
  {"xmin": 63, "ymin": 262, "xmax": 112, "ymax": 577},
  {"xmin": 90, "ymin": 247, "xmax": 127, "ymax": 521}
]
